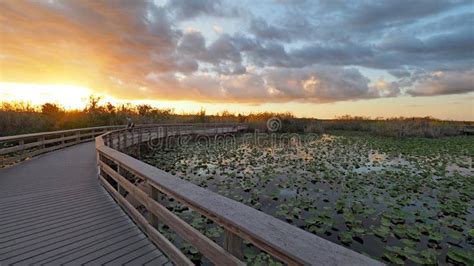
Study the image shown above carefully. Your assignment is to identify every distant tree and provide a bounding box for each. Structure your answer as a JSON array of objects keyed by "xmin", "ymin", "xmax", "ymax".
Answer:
[
  {"xmin": 137, "ymin": 104, "xmax": 152, "ymax": 116},
  {"xmin": 196, "ymin": 108, "xmax": 208, "ymax": 123},
  {"xmin": 105, "ymin": 102, "xmax": 116, "ymax": 114},
  {"xmin": 220, "ymin": 110, "xmax": 233, "ymax": 117},
  {"xmin": 41, "ymin": 103, "xmax": 62, "ymax": 116},
  {"xmin": 85, "ymin": 95, "xmax": 102, "ymax": 113}
]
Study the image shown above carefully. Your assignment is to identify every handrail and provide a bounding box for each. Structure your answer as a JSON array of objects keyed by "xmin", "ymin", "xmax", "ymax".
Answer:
[
  {"xmin": 463, "ymin": 125, "xmax": 474, "ymax": 133},
  {"xmin": 0, "ymin": 125, "xmax": 124, "ymax": 166},
  {"xmin": 0, "ymin": 125, "xmax": 128, "ymax": 141},
  {"xmin": 95, "ymin": 124, "xmax": 382, "ymax": 266}
]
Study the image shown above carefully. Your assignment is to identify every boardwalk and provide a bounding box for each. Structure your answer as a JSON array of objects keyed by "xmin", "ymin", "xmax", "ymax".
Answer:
[
  {"xmin": 1, "ymin": 125, "xmax": 382, "ymax": 265},
  {"xmin": 0, "ymin": 142, "xmax": 170, "ymax": 265}
]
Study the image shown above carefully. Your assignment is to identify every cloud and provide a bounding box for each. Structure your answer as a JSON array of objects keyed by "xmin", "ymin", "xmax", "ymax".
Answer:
[
  {"xmin": 205, "ymin": 34, "xmax": 242, "ymax": 64},
  {"xmin": 165, "ymin": 66, "xmax": 381, "ymax": 103},
  {"xmin": 165, "ymin": 0, "xmax": 239, "ymax": 21},
  {"xmin": 177, "ymin": 31, "xmax": 207, "ymax": 57},
  {"xmin": 379, "ymin": 32, "xmax": 426, "ymax": 53},
  {"xmin": 0, "ymin": 0, "xmax": 472, "ymax": 104},
  {"xmin": 407, "ymin": 71, "xmax": 474, "ymax": 96},
  {"xmin": 213, "ymin": 25, "xmax": 223, "ymax": 34},
  {"xmin": 264, "ymin": 66, "xmax": 378, "ymax": 102},
  {"xmin": 0, "ymin": 0, "xmax": 186, "ymax": 93},
  {"xmin": 249, "ymin": 16, "xmax": 314, "ymax": 42},
  {"xmin": 346, "ymin": 0, "xmax": 469, "ymax": 30}
]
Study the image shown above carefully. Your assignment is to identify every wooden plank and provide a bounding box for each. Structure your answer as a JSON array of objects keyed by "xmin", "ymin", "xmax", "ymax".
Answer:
[
  {"xmin": 123, "ymin": 250, "xmax": 165, "ymax": 265},
  {"xmin": 0, "ymin": 200, "xmax": 112, "ymax": 236},
  {"xmin": 0, "ymin": 212, "xmax": 128, "ymax": 259},
  {"xmin": 99, "ymin": 175, "xmax": 192, "ymax": 266},
  {"xmin": 81, "ymin": 239, "xmax": 150, "ymax": 265},
  {"xmin": 39, "ymin": 227, "xmax": 144, "ymax": 265},
  {"xmin": 224, "ymin": 230, "xmax": 244, "ymax": 260},
  {"xmin": 148, "ymin": 185, "xmax": 159, "ymax": 229},
  {"xmin": 144, "ymin": 254, "xmax": 171, "ymax": 266},
  {"xmin": 97, "ymin": 142, "xmax": 381, "ymax": 266},
  {"xmin": 31, "ymin": 226, "xmax": 141, "ymax": 265},
  {"xmin": 102, "ymin": 242, "xmax": 159, "ymax": 265}
]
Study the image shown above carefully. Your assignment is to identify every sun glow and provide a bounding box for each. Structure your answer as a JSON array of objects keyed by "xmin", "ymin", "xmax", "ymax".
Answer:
[{"xmin": 0, "ymin": 82, "xmax": 95, "ymax": 110}]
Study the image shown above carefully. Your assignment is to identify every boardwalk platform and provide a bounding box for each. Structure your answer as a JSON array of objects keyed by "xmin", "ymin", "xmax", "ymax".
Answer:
[
  {"xmin": 1, "ymin": 124, "xmax": 382, "ymax": 265},
  {"xmin": 0, "ymin": 142, "xmax": 170, "ymax": 265}
]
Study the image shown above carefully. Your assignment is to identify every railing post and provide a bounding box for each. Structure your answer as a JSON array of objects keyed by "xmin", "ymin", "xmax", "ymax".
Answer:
[
  {"xmin": 123, "ymin": 131, "xmax": 127, "ymax": 150},
  {"xmin": 76, "ymin": 131, "xmax": 81, "ymax": 143},
  {"xmin": 147, "ymin": 183, "xmax": 159, "ymax": 229},
  {"xmin": 223, "ymin": 230, "xmax": 243, "ymax": 260},
  {"xmin": 117, "ymin": 164, "xmax": 125, "ymax": 195},
  {"xmin": 165, "ymin": 126, "xmax": 168, "ymax": 142},
  {"xmin": 40, "ymin": 136, "xmax": 45, "ymax": 150},
  {"xmin": 120, "ymin": 131, "xmax": 124, "ymax": 151},
  {"xmin": 123, "ymin": 131, "xmax": 127, "ymax": 151},
  {"xmin": 96, "ymin": 150, "xmax": 102, "ymax": 179},
  {"xmin": 138, "ymin": 127, "xmax": 142, "ymax": 159},
  {"xmin": 61, "ymin": 133, "xmax": 65, "ymax": 145},
  {"xmin": 19, "ymin": 139, "xmax": 25, "ymax": 160}
]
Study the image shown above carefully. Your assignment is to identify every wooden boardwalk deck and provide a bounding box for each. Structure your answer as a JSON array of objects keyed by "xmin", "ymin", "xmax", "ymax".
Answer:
[{"xmin": 0, "ymin": 142, "xmax": 171, "ymax": 265}]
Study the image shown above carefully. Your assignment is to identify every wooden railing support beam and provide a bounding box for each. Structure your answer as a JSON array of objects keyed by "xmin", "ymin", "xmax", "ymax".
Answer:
[
  {"xmin": 224, "ymin": 229, "xmax": 244, "ymax": 260},
  {"xmin": 148, "ymin": 184, "xmax": 159, "ymax": 229}
]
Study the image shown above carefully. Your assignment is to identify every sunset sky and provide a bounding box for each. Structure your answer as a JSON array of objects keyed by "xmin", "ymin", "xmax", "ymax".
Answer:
[{"xmin": 0, "ymin": 0, "xmax": 473, "ymax": 120}]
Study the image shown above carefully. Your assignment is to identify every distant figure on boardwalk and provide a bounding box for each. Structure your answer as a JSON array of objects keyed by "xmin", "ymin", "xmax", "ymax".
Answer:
[{"xmin": 126, "ymin": 117, "xmax": 134, "ymax": 131}]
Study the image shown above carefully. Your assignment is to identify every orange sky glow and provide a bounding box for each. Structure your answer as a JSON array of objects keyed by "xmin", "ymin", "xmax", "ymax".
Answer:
[
  {"xmin": 0, "ymin": 1, "xmax": 473, "ymax": 120},
  {"xmin": 1, "ymin": 82, "xmax": 472, "ymax": 121}
]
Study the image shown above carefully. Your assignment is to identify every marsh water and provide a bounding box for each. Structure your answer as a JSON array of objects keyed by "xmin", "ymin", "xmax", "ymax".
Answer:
[{"xmin": 141, "ymin": 132, "xmax": 474, "ymax": 265}]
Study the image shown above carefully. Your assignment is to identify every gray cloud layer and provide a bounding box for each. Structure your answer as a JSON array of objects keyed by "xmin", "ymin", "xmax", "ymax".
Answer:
[{"xmin": 0, "ymin": 0, "xmax": 472, "ymax": 103}]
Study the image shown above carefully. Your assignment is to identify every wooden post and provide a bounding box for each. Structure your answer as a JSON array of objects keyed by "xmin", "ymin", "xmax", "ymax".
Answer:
[
  {"xmin": 123, "ymin": 131, "xmax": 127, "ymax": 150},
  {"xmin": 138, "ymin": 127, "xmax": 142, "ymax": 159},
  {"xmin": 120, "ymin": 132, "xmax": 124, "ymax": 151},
  {"xmin": 223, "ymin": 229, "xmax": 243, "ymax": 260},
  {"xmin": 61, "ymin": 133, "xmax": 65, "ymax": 145},
  {"xmin": 19, "ymin": 139, "xmax": 25, "ymax": 160},
  {"xmin": 148, "ymin": 183, "xmax": 159, "ymax": 229},
  {"xmin": 123, "ymin": 131, "xmax": 127, "ymax": 151},
  {"xmin": 164, "ymin": 126, "xmax": 168, "ymax": 149},
  {"xmin": 76, "ymin": 131, "xmax": 81, "ymax": 143},
  {"xmin": 40, "ymin": 136, "xmax": 45, "ymax": 150},
  {"xmin": 117, "ymin": 164, "xmax": 125, "ymax": 195}
]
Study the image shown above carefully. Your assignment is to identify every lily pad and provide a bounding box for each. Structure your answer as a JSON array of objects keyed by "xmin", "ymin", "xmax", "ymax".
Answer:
[{"xmin": 446, "ymin": 248, "xmax": 474, "ymax": 265}]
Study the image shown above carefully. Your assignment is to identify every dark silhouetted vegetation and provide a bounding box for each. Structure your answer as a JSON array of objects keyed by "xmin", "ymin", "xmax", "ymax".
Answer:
[{"xmin": 0, "ymin": 97, "xmax": 472, "ymax": 137}]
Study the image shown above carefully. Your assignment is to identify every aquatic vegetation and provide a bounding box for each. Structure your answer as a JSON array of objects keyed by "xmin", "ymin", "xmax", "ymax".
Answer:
[{"xmin": 142, "ymin": 133, "xmax": 474, "ymax": 265}]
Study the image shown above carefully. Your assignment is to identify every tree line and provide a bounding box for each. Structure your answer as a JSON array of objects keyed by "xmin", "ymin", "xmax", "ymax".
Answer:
[{"xmin": 0, "ymin": 96, "xmax": 471, "ymax": 138}]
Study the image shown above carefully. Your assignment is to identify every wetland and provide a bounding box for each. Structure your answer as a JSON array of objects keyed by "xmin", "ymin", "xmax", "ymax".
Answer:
[{"xmin": 141, "ymin": 132, "xmax": 474, "ymax": 265}]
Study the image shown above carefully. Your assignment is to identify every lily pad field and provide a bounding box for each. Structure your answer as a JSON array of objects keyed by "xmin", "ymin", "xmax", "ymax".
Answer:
[{"xmin": 141, "ymin": 132, "xmax": 474, "ymax": 265}]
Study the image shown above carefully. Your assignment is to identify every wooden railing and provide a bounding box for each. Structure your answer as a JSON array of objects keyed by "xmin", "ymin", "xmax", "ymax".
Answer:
[
  {"xmin": 0, "ymin": 126, "xmax": 124, "ymax": 167},
  {"xmin": 463, "ymin": 125, "xmax": 474, "ymax": 134},
  {"xmin": 96, "ymin": 124, "xmax": 382, "ymax": 266}
]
